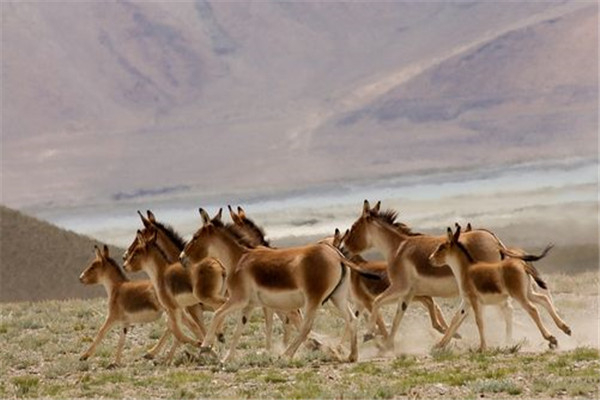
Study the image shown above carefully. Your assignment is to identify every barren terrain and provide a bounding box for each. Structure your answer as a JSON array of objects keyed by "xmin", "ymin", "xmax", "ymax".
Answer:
[{"xmin": 1, "ymin": 272, "xmax": 597, "ymax": 399}]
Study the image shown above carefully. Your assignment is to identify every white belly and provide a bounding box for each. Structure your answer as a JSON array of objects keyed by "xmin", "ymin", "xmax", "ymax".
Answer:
[
  {"xmin": 478, "ymin": 292, "xmax": 509, "ymax": 305},
  {"xmin": 415, "ymin": 275, "xmax": 459, "ymax": 298},
  {"xmin": 255, "ymin": 289, "xmax": 305, "ymax": 311},
  {"xmin": 124, "ymin": 309, "xmax": 162, "ymax": 324}
]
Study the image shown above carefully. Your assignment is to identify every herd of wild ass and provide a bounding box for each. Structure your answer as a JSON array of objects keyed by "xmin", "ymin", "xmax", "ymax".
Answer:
[{"xmin": 79, "ymin": 201, "xmax": 572, "ymax": 365}]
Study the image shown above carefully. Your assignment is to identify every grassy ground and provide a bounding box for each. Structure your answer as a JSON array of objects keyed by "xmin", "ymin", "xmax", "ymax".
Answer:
[{"xmin": 0, "ymin": 272, "xmax": 598, "ymax": 399}]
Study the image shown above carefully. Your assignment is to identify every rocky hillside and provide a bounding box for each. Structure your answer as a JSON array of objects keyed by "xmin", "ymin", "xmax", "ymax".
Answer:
[
  {"xmin": 0, "ymin": 206, "xmax": 127, "ymax": 302},
  {"xmin": 3, "ymin": 2, "xmax": 596, "ymax": 210}
]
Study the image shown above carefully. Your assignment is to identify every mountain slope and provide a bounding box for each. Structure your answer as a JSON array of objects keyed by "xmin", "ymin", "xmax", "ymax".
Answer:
[
  {"xmin": 0, "ymin": 206, "xmax": 126, "ymax": 302},
  {"xmin": 2, "ymin": 2, "xmax": 596, "ymax": 210}
]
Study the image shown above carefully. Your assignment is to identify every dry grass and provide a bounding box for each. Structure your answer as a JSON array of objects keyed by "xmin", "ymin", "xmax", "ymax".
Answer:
[{"xmin": 1, "ymin": 271, "xmax": 598, "ymax": 399}]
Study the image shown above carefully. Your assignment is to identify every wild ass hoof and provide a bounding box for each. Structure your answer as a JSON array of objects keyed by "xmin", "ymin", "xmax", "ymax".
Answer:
[
  {"xmin": 217, "ymin": 333, "xmax": 226, "ymax": 343},
  {"xmin": 106, "ymin": 362, "xmax": 119, "ymax": 369},
  {"xmin": 363, "ymin": 332, "xmax": 375, "ymax": 342},
  {"xmin": 548, "ymin": 336, "xmax": 558, "ymax": 349},
  {"xmin": 143, "ymin": 353, "xmax": 155, "ymax": 360},
  {"xmin": 562, "ymin": 326, "xmax": 572, "ymax": 336},
  {"xmin": 79, "ymin": 354, "xmax": 89, "ymax": 361}
]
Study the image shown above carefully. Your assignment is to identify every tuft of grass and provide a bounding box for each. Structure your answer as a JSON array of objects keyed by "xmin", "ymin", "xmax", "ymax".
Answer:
[
  {"xmin": 12, "ymin": 376, "xmax": 39, "ymax": 398},
  {"xmin": 472, "ymin": 378, "xmax": 523, "ymax": 395}
]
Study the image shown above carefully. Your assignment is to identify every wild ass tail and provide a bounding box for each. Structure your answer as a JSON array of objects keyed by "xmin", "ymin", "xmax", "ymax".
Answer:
[{"xmin": 501, "ymin": 244, "xmax": 554, "ymax": 290}]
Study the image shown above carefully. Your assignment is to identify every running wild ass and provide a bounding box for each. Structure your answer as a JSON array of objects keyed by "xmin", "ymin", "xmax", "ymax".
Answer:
[
  {"xmin": 180, "ymin": 208, "xmax": 361, "ymax": 362},
  {"xmin": 79, "ymin": 245, "xmax": 170, "ymax": 365},
  {"xmin": 429, "ymin": 225, "xmax": 571, "ymax": 350},
  {"xmin": 342, "ymin": 200, "xmax": 510, "ymax": 350}
]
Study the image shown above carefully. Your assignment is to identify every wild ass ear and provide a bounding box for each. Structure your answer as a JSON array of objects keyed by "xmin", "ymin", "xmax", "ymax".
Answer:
[
  {"xmin": 362, "ymin": 200, "xmax": 371, "ymax": 216},
  {"xmin": 213, "ymin": 208, "xmax": 223, "ymax": 223},
  {"xmin": 146, "ymin": 210, "xmax": 156, "ymax": 223},
  {"xmin": 372, "ymin": 201, "xmax": 381, "ymax": 214},
  {"xmin": 138, "ymin": 210, "xmax": 151, "ymax": 228},
  {"xmin": 237, "ymin": 206, "xmax": 246, "ymax": 220},
  {"xmin": 228, "ymin": 205, "xmax": 241, "ymax": 225},
  {"xmin": 453, "ymin": 224, "xmax": 462, "ymax": 243},
  {"xmin": 102, "ymin": 245, "xmax": 110, "ymax": 259},
  {"xmin": 465, "ymin": 222, "xmax": 472, "ymax": 232},
  {"xmin": 200, "ymin": 208, "xmax": 211, "ymax": 225},
  {"xmin": 446, "ymin": 227, "xmax": 454, "ymax": 243},
  {"xmin": 342, "ymin": 229, "xmax": 350, "ymax": 242},
  {"xmin": 94, "ymin": 245, "xmax": 103, "ymax": 259}
]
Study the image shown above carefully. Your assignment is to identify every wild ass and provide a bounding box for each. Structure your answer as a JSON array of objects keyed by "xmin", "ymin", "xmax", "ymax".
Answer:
[
  {"xmin": 79, "ymin": 245, "xmax": 171, "ymax": 365},
  {"xmin": 180, "ymin": 208, "xmax": 361, "ymax": 362},
  {"xmin": 123, "ymin": 226, "xmax": 227, "ymax": 353},
  {"xmin": 429, "ymin": 225, "xmax": 571, "ymax": 350},
  {"xmin": 326, "ymin": 229, "xmax": 452, "ymax": 340},
  {"xmin": 227, "ymin": 205, "xmax": 302, "ymax": 350},
  {"xmin": 126, "ymin": 210, "xmax": 228, "ymax": 342},
  {"xmin": 342, "ymin": 200, "xmax": 510, "ymax": 350}
]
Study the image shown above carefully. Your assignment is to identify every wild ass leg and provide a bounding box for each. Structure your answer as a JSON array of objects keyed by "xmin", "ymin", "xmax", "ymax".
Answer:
[
  {"xmin": 112, "ymin": 325, "xmax": 129, "ymax": 366},
  {"xmin": 528, "ymin": 291, "xmax": 571, "ymax": 335},
  {"xmin": 264, "ymin": 307, "xmax": 274, "ymax": 351},
  {"xmin": 366, "ymin": 281, "xmax": 406, "ymax": 340},
  {"xmin": 416, "ymin": 296, "xmax": 446, "ymax": 335},
  {"xmin": 471, "ymin": 300, "xmax": 487, "ymax": 352},
  {"xmin": 222, "ymin": 305, "xmax": 253, "ymax": 363},
  {"xmin": 184, "ymin": 305, "xmax": 207, "ymax": 339},
  {"xmin": 166, "ymin": 309, "xmax": 199, "ymax": 346},
  {"xmin": 514, "ymin": 290, "xmax": 558, "ymax": 348},
  {"xmin": 330, "ymin": 291, "xmax": 358, "ymax": 362},
  {"xmin": 283, "ymin": 301, "xmax": 320, "ymax": 359},
  {"xmin": 499, "ymin": 301, "xmax": 513, "ymax": 344},
  {"xmin": 202, "ymin": 294, "xmax": 247, "ymax": 350},
  {"xmin": 145, "ymin": 327, "xmax": 171, "ymax": 359},
  {"xmin": 384, "ymin": 291, "xmax": 415, "ymax": 351},
  {"xmin": 80, "ymin": 315, "xmax": 116, "ymax": 361},
  {"xmin": 435, "ymin": 299, "xmax": 470, "ymax": 349}
]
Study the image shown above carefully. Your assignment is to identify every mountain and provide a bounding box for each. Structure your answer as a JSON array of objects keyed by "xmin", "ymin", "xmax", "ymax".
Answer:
[
  {"xmin": 2, "ymin": 2, "xmax": 597, "ymax": 211},
  {"xmin": 0, "ymin": 205, "xmax": 126, "ymax": 302}
]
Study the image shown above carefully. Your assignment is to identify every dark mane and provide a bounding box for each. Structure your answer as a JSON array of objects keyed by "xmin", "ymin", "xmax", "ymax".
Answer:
[
  {"xmin": 456, "ymin": 241, "xmax": 475, "ymax": 263},
  {"xmin": 240, "ymin": 217, "xmax": 271, "ymax": 247},
  {"xmin": 106, "ymin": 256, "xmax": 129, "ymax": 282},
  {"xmin": 374, "ymin": 209, "xmax": 422, "ymax": 236},
  {"xmin": 152, "ymin": 220, "xmax": 187, "ymax": 250},
  {"xmin": 210, "ymin": 219, "xmax": 256, "ymax": 249}
]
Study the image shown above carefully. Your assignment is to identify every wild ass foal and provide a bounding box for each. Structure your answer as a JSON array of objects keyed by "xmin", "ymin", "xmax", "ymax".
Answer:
[
  {"xmin": 180, "ymin": 208, "xmax": 359, "ymax": 362},
  {"xmin": 343, "ymin": 200, "xmax": 509, "ymax": 350},
  {"xmin": 429, "ymin": 225, "xmax": 571, "ymax": 350},
  {"xmin": 79, "ymin": 245, "xmax": 170, "ymax": 365}
]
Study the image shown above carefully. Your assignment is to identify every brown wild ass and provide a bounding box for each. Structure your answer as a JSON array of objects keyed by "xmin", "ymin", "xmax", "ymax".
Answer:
[
  {"xmin": 79, "ymin": 245, "xmax": 171, "ymax": 365},
  {"xmin": 180, "ymin": 208, "xmax": 361, "ymax": 362},
  {"xmin": 429, "ymin": 225, "xmax": 571, "ymax": 350},
  {"xmin": 343, "ymin": 200, "xmax": 511, "ymax": 350},
  {"xmin": 326, "ymin": 229, "xmax": 453, "ymax": 340},
  {"xmin": 126, "ymin": 210, "xmax": 228, "ymax": 342},
  {"xmin": 227, "ymin": 205, "xmax": 303, "ymax": 350},
  {"xmin": 123, "ymin": 227, "xmax": 227, "ymax": 354}
]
